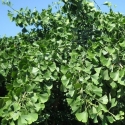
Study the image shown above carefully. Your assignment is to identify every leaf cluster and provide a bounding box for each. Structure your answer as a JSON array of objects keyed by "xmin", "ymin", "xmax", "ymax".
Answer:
[{"xmin": 1, "ymin": 0, "xmax": 125, "ymax": 125}]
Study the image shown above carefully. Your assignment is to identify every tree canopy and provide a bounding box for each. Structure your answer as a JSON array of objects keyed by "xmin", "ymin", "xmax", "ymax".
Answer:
[{"xmin": 1, "ymin": 0, "xmax": 125, "ymax": 125}]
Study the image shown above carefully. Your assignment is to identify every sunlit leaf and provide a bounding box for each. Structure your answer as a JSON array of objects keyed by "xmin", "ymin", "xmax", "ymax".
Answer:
[
  {"xmin": 110, "ymin": 70, "xmax": 119, "ymax": 81},
  {"xmin": 75, "ymin": 111, "xmax": 88, "ymax": 123}
]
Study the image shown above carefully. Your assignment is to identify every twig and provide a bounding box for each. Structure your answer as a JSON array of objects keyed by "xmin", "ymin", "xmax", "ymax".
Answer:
[{"xmin": 93, "ymin": 0, "xmax": 101, "ymax": 10}]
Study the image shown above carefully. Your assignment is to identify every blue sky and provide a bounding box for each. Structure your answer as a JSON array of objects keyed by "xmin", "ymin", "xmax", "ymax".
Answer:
[{"xmin": 0, "ymin": 0, "xmax": 124, "ymax": 37}]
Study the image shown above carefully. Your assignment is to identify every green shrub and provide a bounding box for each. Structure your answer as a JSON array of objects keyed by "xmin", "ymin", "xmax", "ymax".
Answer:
[{"xmin": 0, "ymin": 0, "xmax": 125, "ymax": 124}]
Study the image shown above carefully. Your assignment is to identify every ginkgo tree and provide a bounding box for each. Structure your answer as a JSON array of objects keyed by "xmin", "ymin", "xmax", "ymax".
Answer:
[{"xmin": 0, "ymin": 0, "xmax": 125, "ymax": 125}]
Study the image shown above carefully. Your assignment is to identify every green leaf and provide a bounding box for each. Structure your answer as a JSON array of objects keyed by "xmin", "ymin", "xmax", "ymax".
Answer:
[
  {"xmin": 100, "ymin": 55, "xmax": 111, "ymax": 67},
  {"xmin": 18, "ymin": 113, "xmax": 38, "ymax": 124},
  {"xmin": 87, "ymin": 50, "xmax": 95, "ymax": 59},
  {"xmin": 61, "ymin": 65, "xmax": 69, "ymax": 74},
  {"xmin": 111, "ymin": 98, "xmax": 117, "ymax": 108},
  {"xmin": 66, "ymin": 98, "xmax": 73, "ymax": 105},
  {"xmin": 75, "ymin": 111, "xmax": 88, "ymax": 123},
  {"xmin": 41, "ymin": 63, "xmax": 48, "ymax": 71},
  {"xmin": 45, "ymin": 82, "xmax": 53, "ymax": 89},
  {"xmin": 0, "ymin": 99, "xmax": 5, "ymax": 109},
  {"xmin": 83, "ymin": 67, "xmax": 91, "ymax": 74},
  {"xmin": 119, "ymin": 111, "xmax": 124, "ymax": 116},
  {"xmin": 92, "ymin": 86, "xmax": 102, "ymax": 97},
  {"xmin": 104, "ymin": 46, "xmax": 115, "ymax": 54},
  {"xmin": 88, "ymin": 2, "xmax": 94, "ymax": 7},
  {"xmin": 8, "ymin": 11, "xmax": 13, "ymax": 21},
  {"xmin": 94, "ymin": 115, "xmax": 98, "ymax": 123},
  {"xmin": 119, "ymin": 41, "xmax": 125, "ymax": 48},
  {"xmin": 61, "ymin": 75, "xmax": 70, "ymax": 87},
  {"xmin": 107, "ymin": 116, "xmax": 114, "ymax": 123},
  {"xmin": 85, "ymin": 60, "xmax": 92, "ymax": 68},
  {"xmin": 13, "ymin": 102, "xmax": 20, "ymax": 111},
  {"xmin": 74, "ymin": 83, "xmax": 82, "ymax": 89},
  {"xmin": 44, "ymin": 70, "xmax": 51, "ymax": 80},
  {"xmin": 49, "ymin": 62, "xmax": 56, "ymax": 72},
  {"xmin": 114, "ymin": 114, "xmax": 120, "ymax": 120},
  {"xmin": 102, "ymin": 70, "xmax": 110, "ymax": 80},
  {"xmin": 103, "ymin": 2, "xmax": 112, "ymax": 7},
  {"xmin": 10, "ymin": 121, "xmax": 15, "ymax": 125},
  {"xmin": 18, "ymin": 116, "xmax": 27, "ymax": 124},
  {"xmin": 110, "ymin": 70, "xmax": 119, "ymax": 81},
  {"xmin": 102, "ymin": 117, "xmax": 108, "ymax": 125},
  {"xmin": 92, "ymin": 106, "xmax": 97, "ymax": 114},
  {"xmin": 99, "ymin": 103, "xmax": 108, "ymax": 112},
  {"xmin": 31, "ymin": 93, "xmax": 38, "ymax": 103},
  {"xmin": 10, "ymin": 111, "xmax": 20, "ymax": 121},
  {"xmin": 119, "ymin": 69, "xmax": 125, "ymax": 77},
  {"xmin": 91, "ymin": 73, "xmax": 99, "ymax": 85},
  {"xmin": 94, "ymin": 67, "xmax": 102, "ymax": 74},
  {"xmin": 34, "ymin": 103, "xmax": 45, "ymax": 111},
  {"xmin": 99, "ymin": 95, "xmax": 108, "ymax": 104},
  {"xmin": 39, "ymin": 93, "xmax": 49, "ymax": 103},
  {"xmin": 67, "ymin": 96, "xmax": 81, "ymax": 113},
  {"xmin": 118, "ymin": 77, "xmax": 125, "ymax": 86},
  {"xmin": 110, "ymin": 82, "xmax": 117, "ymax": 89},
  {"xmin": 34, "ymin": 75, "xmax": 43, "ymax": 82},
  {"xmin": 26, "ymin": 113, "xmax": 38, "ymax": 124},
  {"xmin": 32, "ymin": 67, "xmax": 39, "ymax": 76},
  {"xmin": 68, "ymin": 88, "xmax": 75, "ymax": 97},
  {"xmin": 22, "ymin": 27, "xmax": 28, "ymax": 33},
  {"xmin": 64, "ymin": 0, "xmax": 68, "ymax": 2}
]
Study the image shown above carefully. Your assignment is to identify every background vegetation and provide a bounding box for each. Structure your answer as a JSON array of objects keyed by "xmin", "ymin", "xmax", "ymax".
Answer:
[{"xmin": 0, "ymin": 0, "xmax": 125, "ymax": 124}]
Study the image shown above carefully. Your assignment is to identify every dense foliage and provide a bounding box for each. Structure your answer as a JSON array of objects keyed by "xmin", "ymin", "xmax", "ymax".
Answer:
[{"xmin": 1, "ymin": 0, "xmax": 125, "ymax": 124}]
